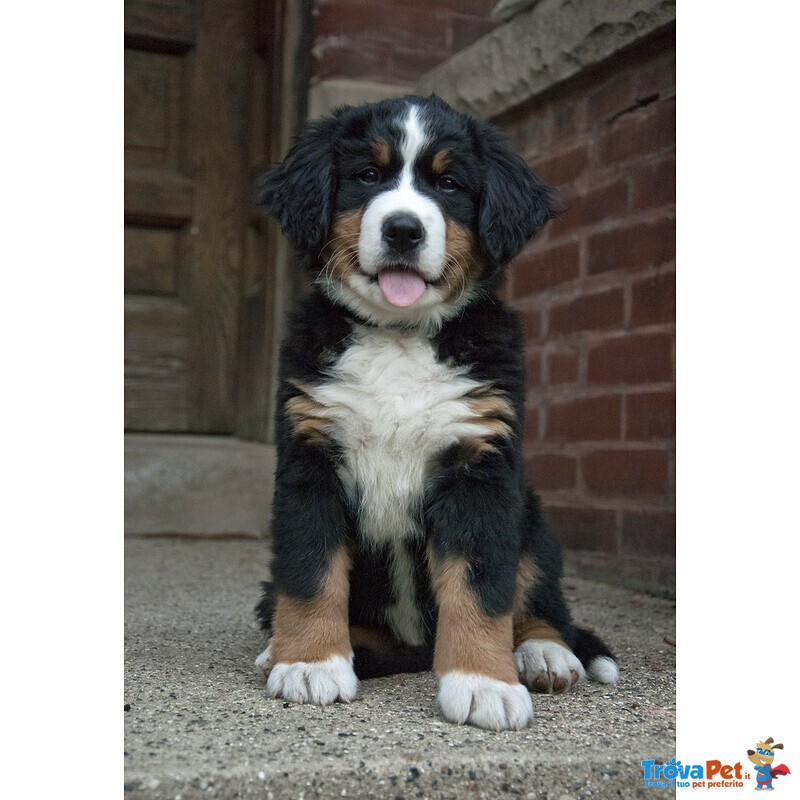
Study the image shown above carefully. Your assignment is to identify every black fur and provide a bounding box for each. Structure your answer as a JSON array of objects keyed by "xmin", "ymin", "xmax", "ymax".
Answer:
[
  {"xmin": 255, "ymin": 116, "xmax": 338, "ymax": 259},
  {"xmin": 474, "ymin": 121, "xmax": 556, "ymax": 275}
]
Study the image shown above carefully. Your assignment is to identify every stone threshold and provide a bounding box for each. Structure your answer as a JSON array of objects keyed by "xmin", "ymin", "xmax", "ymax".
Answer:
[{"xmin": 124, "ymin": 434, "xmax": 275, "ymax": 537}]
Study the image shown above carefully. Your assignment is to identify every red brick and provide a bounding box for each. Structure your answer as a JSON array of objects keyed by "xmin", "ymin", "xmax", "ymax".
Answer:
[
  {"xmin": 552, "ymin": 97, "xmax": 584, "ymax": 141},
  {"xmin": 529, "ymin": 144, "xmax": 589, "ymax": 187},
  {"xmin": 545, "ymin": 506, "xmax": 618, "ymax": 552},
  {"xmin": 524, "ymin": 405, "xmax": 540, "ymax": 440},
  {"xmin": 588, "ymin": 333, "xmax": 673, "ymax": 385},
  {"xmin": 313, "ymin": 4, "xmax": 449, "ymax": 49},
  {"xmin": 583, "ymin": 449, "xmax": 668, "ymax": 495},
  {"xmin": 546, "ymin": 349, "xmax": 579, "ymax": 384},
  {"xmin": 550, "ymin": 180, "xmax": 629, "ymax": 238},
  {"xmin": 622, "ymin": 511, "xmax": 675, "ymax": 556},
  {"xmin": 632, "ymin": 154, "xmax": 675, "ymax": 211},
  {"xmin": 526, "ymin": 453, "xmax": 577, "ymax": 491},
  {"xmin": 631, "ymin": 271, "xmax": 675, "ymax": 327},
  {"xmin": 636, "ymin": 49, "xmax": 676, "ymax": 99},
  {"xmin": 390, "ymin": 46, "xmax": 453, "ymax": 82},
  {"xmin": 525, "ymin": 348, "xmax": 542, "ymax": 387},
  {"xmin": 517, "ymin": 111, "xmax": 554, "ymax": 161},
  {"xmin": 598, "ymin": 96, "xmax": 675, "ymax": 166},
  {"xmin": 587, "ymin": 71, "xmax": 637, "ymax": 124},
  {"xmin": 549, "ymin": 288, "xmax": 624, "ymax": 336},
  {"xmin": 587, "ymin": 217, "xmax": 675, "ymax": 275},
  {"xmin": 449, "ymin": 14, "xmax": 499, "ymax": 51},
  {"xmin": 311, "ymin": 42, "xmax": 388, "ymax": 81},
  {"xmin": 511, "ymin": 241, "xmax": 580, "ymax": 298},
  {"xmin": 335, "ymin": 0, "xmax": 497, "ymax": 15},
  {"xmin": 545, "ymin": 395, "xmax": 621, "ymax": 442},
  {"xmin": 521, "ymin": 309, "xmax": 541, "ymax": 343},
  {"xmin": 626, "ymin": 391, "xmax": 675, "ymax": 440}
]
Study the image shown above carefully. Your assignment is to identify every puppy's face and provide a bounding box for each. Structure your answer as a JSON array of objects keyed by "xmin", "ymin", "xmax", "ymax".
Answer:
[
  {"xmin": 325, "ymin": 103, "xmax": 484, "ymax": 328},
  {"xmin": 258, "ymin": 95, "xmax": 554, "ymax": 330}
]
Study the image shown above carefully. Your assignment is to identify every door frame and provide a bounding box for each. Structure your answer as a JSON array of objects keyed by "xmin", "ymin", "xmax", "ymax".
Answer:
[{"xmin": 236, "ymin": 0, "xmax": 313, "ymax": 444}]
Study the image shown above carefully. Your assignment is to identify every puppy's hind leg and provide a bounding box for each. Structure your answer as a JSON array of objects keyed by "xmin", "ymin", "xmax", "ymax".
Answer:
[{"xmin": 513, "ymin": 497, "xmax": 619, "ymax": 693}]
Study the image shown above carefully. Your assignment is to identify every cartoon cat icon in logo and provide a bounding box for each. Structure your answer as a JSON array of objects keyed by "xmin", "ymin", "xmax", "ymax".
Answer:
[{"xmin": 747, "ymin": 738, "xmax": 791, "ymax": 791}]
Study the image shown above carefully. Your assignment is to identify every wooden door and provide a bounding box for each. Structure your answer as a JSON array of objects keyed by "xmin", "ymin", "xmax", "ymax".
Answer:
[{"xmin": 125, "ymin": 0, "xmax": 273, "ymax": 435}]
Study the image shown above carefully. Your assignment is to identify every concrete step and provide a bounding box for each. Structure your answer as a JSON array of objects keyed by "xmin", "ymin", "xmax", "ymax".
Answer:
[
  {"xmin": 124, "ymin": 435, "xmax": 276, "ymax": 537},
  {"xmin": 124, "ymin": 538, "xmax": 676, "ymax": 799}
]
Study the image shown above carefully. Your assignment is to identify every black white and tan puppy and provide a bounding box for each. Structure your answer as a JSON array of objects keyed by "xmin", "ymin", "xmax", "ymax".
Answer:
[{"xmin": 253, "ymin": 94, "xmax": 619, "ymax": 731}]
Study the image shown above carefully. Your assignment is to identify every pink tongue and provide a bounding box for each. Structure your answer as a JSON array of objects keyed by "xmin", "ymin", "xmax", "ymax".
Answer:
[{"xmin": 377, "ymin": 269, "xmax": 427, "ymax": 307}]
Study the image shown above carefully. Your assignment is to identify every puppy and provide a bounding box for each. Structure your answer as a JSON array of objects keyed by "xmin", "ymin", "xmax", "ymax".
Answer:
[{"xmin": 254, "ymin": 94, "xmax": 618, "ymax": 731}]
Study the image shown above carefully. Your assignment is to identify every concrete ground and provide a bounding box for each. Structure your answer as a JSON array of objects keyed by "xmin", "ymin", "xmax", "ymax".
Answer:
[{"xmin": 124, "ymin": 538, "xmax": 676, "ymax": 800}]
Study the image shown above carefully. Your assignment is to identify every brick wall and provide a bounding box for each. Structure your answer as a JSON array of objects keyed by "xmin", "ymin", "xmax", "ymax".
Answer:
[
  {"xmin": 500, "ymin": 27, "xmax": 676, "ymax": 588},
  {"xmin": 311, "ymin": 0, "xmax": 499, "ymax": 86}
]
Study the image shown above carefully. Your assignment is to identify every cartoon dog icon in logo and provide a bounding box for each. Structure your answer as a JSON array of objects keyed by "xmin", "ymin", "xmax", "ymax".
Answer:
[{"xmin": 747, "ymin": 738, "xmax": 791, "ymax": 790}]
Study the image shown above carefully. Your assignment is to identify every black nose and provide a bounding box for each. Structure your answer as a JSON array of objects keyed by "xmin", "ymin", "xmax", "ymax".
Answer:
[{"xmin": 381, "ymin": 213, "xmax": 425, "ymax": 254}]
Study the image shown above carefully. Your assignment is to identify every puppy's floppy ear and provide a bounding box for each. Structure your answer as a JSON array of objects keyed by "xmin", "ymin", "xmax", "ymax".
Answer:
[
  {"xmin": 476, "ymin": 123, "xmax": 556, "ymax": 268},
  {"xmin": 255, "ymin": 115, "xmax": 339, "ymax": 258}
]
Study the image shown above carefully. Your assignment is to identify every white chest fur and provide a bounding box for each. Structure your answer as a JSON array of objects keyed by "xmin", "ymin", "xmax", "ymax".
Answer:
[
  {"xmin": 308, "ymin": 325, "xmax": 486, "ymax": 543},
  {"xmin": 303, "ymin": 325, "xmax": 492, "ymax": 645}
]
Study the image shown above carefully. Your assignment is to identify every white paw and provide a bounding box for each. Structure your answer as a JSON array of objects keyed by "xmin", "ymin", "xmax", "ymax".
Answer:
[
  {"xmin": 254, "ymin": 644, "xmax": 273, "ymax": 676},
  {"xmin": 587, "ymin": 655, "xmax": 619, "ymax": 684},
  {"xmin": 266, "ymin": 654, "xmax": 359, "ymax": 706},
  {"xmin": 437, "ymin": 672, "xmax": 533, "ymax": 731},
  {"xmin": 514, "ymin": 640, "xmax": 585, "ymax": 693}
]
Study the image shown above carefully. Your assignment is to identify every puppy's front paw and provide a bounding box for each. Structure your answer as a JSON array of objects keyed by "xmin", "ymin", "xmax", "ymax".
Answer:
[
  {"xmin": 437, "ymin": 672, "xmax": 533, "ymax": 731},
  {"xmin": 514, "ymin": 640, "xmax": 585, "ymax": 693},
  {"xmin": 266, "ymin": 654, "xmax": 358, "ymax": 706},
  {"xmin": 254, "ymin": 644, "xmax": 273, "ymax": 676}
]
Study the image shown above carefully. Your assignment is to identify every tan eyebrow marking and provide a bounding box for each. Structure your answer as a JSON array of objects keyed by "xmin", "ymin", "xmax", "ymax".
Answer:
[
  {"xmin": 371, "ymin": 138, "xmax": 391, "ymax": 166},
  {"xmin": 432, "ymin": 149, "xmax": 452, "ymax": 174}
]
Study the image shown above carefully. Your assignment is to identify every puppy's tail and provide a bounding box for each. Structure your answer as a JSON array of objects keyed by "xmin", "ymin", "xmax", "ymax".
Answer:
[{"xmin": 572, "ymin": 627, "xmax": 620, "ymax": 684}]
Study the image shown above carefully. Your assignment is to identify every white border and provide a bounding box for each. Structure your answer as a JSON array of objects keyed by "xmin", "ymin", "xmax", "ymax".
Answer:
[
  {"xmin": 2, "ymin": 5, "xmax": 121, "ymax": 796},
  {"xmin": 677, "ymin": 3, "xmax": 798, "ymax": 795}
]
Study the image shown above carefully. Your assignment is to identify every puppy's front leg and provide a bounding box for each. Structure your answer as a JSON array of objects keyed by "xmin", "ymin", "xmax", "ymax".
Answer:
[
  {"xmin": 429, "ymin": 553, "xmax": 533, "ymax": 731},
  {"xmin": 261, "ymin": 419, "xmax": 357, "ymax": 705},
  {"xmin": 266, "ymin": 547, "xmax": 357, "ymax": 705}
]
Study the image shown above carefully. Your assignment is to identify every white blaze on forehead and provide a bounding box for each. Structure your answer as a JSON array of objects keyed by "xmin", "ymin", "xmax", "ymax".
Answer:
[
  {"xmin": 400, "ymin": 104, "xmax": 428, "ymax": 169},
  {"xmin": 358, "ymin": 104, "xmax": 446, "ymax": 281}
]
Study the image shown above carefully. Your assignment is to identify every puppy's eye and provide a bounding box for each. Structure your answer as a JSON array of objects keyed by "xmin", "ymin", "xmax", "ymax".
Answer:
[
  {"xmin": 357, "ymin": 167, "xmax": 381, "ymax": 185},
  {"xmin": 437, "ymin": 175, "xmax": 459, "ymax": 193}
]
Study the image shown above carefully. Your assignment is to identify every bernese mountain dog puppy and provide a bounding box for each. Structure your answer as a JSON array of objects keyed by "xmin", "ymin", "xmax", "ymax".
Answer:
[{"xmin": 254, "ymin": 94, "xmax": 619, "ymax": 731}]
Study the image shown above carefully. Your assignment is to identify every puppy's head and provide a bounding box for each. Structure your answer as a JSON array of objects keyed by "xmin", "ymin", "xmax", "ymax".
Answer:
[{"xmin": 257, "ymin": 95, "xmax": 554, "ymax": 329}]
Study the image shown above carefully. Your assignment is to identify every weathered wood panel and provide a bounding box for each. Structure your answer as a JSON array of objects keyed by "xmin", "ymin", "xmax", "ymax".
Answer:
[
  {"xmin": 124, "ymin": 168, "xmax": 195, "ymax": 225},
  {"xmin": 124, "ymin": 225, "xmax": 181, "ymax": 295},
  {"xmin": 125, "ymin": 0, "xmax": 251, "ymax": 434},
  {"xmin": 124, "ymin": 297, "xmax": 197, "ymax": 431},
  {"xmin": 124, "ymin": 0, "xmax": 199, "ymax": 53},
  {"xmin": 124, "ymin": 48, "xmax": 186, "ymax": 170}
]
